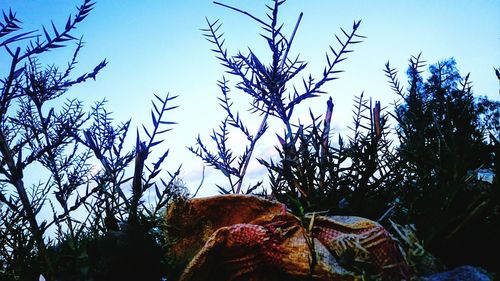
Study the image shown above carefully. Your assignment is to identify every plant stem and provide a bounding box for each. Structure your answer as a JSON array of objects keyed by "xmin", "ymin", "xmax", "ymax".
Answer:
[
  {"xmin": 0, "ymin": 130, "xmax": 53, "ymax": 279},
  {"xmin": 235, "ymin": 111, "xmax": 269, "ymax": 194}
]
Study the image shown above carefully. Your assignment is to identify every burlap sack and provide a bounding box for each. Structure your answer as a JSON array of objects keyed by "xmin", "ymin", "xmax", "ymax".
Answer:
[{"xmin": 165, "ymin": 195, "xmax": 410, "ymax": 281}]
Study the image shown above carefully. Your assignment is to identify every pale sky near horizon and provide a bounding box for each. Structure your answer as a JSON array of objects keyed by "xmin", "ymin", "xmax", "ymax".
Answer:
[{"xmin": 2, "ymin": 0, "xmax": 499, "ymax": 197}]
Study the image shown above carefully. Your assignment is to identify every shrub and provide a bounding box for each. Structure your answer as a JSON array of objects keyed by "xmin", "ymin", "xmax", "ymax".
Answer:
[
  {"xmin": 385, "ymin": 55, "xmax": 499, "ymax": 270},
  {"xmin": 0, "ymin": 1, "xmax": 183, "ymax": 280}
]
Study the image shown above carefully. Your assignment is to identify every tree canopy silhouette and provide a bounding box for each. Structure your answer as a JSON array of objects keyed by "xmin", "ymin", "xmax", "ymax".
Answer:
[{"xmin": 386, "ymin": 55, "xmax": 499, "ymax": 270}]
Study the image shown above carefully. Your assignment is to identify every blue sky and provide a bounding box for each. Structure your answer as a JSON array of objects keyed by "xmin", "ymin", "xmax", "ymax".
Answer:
[{"xmin": 2, "ymin": 0, "xmax": 500, "ymax": 196}]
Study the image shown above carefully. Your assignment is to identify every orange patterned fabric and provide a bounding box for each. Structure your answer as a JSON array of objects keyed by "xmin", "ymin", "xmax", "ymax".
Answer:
[{"xmin": 165, "ymin": 195, "xmax": 410, "ymax": 280}]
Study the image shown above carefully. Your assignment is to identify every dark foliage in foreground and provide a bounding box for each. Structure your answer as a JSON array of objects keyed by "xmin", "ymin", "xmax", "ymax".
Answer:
[
  {"xmin": 1, "ymin": 0, "xmax": 498, "ymax": 280},
  {"xmin": 0, "ymin": 1, "xmax": 184, "ymax": 280},
  {"xmin": 386, "ymin": 56, "xmax": 499, "ymax": 271}
]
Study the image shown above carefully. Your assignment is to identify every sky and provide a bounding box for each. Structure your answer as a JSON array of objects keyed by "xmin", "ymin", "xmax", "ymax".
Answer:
[{"xmin": 2, "ymin": 0, "xmax": 500, "ymax": 197}]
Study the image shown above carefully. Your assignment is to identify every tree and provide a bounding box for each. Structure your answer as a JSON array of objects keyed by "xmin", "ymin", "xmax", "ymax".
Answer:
[{"xmin": 385, "ymin": 55, "xmax": 499, "ymax": 270}]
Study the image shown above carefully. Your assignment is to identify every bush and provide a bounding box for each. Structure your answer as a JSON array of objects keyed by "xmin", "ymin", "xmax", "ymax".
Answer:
[
  {"xmin": 0, "ymin": 1, "xmax": 183, "ymax": 280},
  {"xmin": 386, "ymin": 55, "xmax": 499, "ymax": 271}
]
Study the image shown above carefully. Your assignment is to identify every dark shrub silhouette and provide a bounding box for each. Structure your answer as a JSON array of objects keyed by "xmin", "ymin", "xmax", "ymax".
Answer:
[
  {"xmin": 386, "ymin": 55, "xmax": 499, "ymax": 271},
  {"xmin": 0, "ymin": 1, "xmax": 182, "ymax": 280}
]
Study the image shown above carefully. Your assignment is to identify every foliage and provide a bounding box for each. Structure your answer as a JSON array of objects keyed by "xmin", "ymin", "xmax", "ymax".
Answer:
[
  {"xmin": 1, "ymin": 0, "xmax": 498, "ymax": 279},
  {"xmin": 385, "ymin": 55, "xmax": 499, "ymax": 271},
  {"xmin": 476, "ymin": 95, "xmax": 500, "ymax": 140},
  {"xmin": 191, "ymin": 0, "xmax": 499, "ymax": 274},
  {"xmin": 260, "ymin": 94, "xmax": 401, "ymax": 219},
  {"xmin": 0, "ymin": 1, "xmax": 183, "ymax": 280},
  {"xmin": 389, "ymin": 221, "xmax": 444, "ymax": 277},
  {"xmin": 189, "ymin": 0, "xmax": 365, "ymax": 196},
  {"xmin": 187, "ymin": 3, "xmax": 416, "ymax": 279}
]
